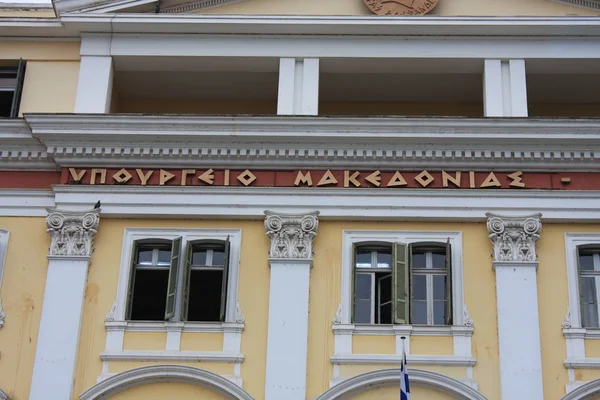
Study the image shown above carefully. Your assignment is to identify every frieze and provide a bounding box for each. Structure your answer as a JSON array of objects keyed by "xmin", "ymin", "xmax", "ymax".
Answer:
[{"xmin": 58, "ymin": 168, "xmax": 591, "ymax": 190}]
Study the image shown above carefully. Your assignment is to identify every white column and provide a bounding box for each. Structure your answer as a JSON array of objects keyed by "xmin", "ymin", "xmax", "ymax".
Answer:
[
  {"xmin": 264, "ymin": 210, "xmax": 319, "ymax": 400},
  {"xmin": 75, "ymin": 36, "xmax": 114, "ymax": 113},
  {"xmin": 487, "ymin": 213, "xmax": 543, "ymax": 400},
  {"xmin": 30, "ymin": 208, "xmax": 100, "ymax": 400},
  {"xmin": 277, "ymin": 58, "xmax": 320, "ymax": 115},
  {"xmin": 483, "ymin": 59, "xmax": 528, "ymax": 117}
]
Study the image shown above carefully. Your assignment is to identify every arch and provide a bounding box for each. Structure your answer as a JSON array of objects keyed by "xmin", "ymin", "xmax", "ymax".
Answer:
[
  {"xmin": 316, "ymin": 368, "xmax": 488, "ymax": 400},
  {"xmin": 562, "ymin": 379, "xmax": 600, "ymax": 400},
  {"xmin": 79, "ymin": 365, "xmax": 254, "ymax": 400}
]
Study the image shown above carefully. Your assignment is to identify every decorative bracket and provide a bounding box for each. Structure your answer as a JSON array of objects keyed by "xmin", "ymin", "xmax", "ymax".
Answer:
[
  {"xmin": 332, "ymin": 304, "xmax": 342, "ymax": 325},
  {"xmin": 264, "ymin": 210, "xmax": 319, "ymax": 260},
  {"xmin": 486, "ymin": 213, "xmax": 542, "ymax": 262},
  {"xmin": 46, "ymin": 208, "xmax": 100, "ymax": 257},
  {"xmin": 463, "ymin": 304, "xmax": 474, "ymax": 327},
  {"xmin": 235, "ymin": 301, "xmax": 245, "ymax": 324},
  {"xmin": 0, "ymin": 298, "xmax": 5, "ymax": 330}
]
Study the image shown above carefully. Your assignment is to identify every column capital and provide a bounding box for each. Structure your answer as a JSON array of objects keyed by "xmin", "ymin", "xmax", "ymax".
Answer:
[
  {"xmin": 264, "ymin": 210, "xmax": 319, "ymax": 260},
  {"xmin": 486, "ymin": 213, "xmax": 542, "ymax": 262},
  {"xmin": 46, "ymin": 208, "xmax": 100, "ymax": 257}
]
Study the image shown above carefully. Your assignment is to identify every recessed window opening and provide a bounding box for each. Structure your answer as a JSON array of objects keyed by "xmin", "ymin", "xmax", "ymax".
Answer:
[
  {"xmin": 578, "ymin": 246, "xmax": 600, "ymax": 328},
  {"xmin": 0, "ymin": 59, "xmax": 26, "ymax": 118}
]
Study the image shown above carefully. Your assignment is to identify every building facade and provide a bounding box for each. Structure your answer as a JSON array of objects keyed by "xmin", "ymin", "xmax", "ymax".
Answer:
[{"xmin": 1, "ymin": 0, "xmax": 600, "ymax": 399}]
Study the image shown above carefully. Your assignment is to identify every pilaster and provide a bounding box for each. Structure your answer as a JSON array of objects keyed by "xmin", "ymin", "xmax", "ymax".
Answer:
[
  {"xmin": 264, "ymin": 210, "xmax": 319, "ymax": 400},
  {"xmin": 75, "ymin": 37, "xmax": 114, "ymax": 113},
  {"xmin": 30, "ymin": 208, "xmax": 100, "ymax": 400},
  {"xmin": 484, "ymin": 59, "xmax": 528, "ymax": 117},
  {"xmin": 487, "ymin": 213, "xmax": 543, "ymax": 400},
  {"xmin": 277, "ymin": 58, "xmax": 320, "ymax": 116}
]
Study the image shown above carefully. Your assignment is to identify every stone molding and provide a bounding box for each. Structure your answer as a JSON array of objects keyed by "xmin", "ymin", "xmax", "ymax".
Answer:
[
  {"xmin": 264, "ymin": 210, "xmax": 319, "ymax": 260},
  {"xmin": 486, "ymin": 213, "xmax": 542, "ymax": 262},
  {"xmin": 46, "ymin": 208, "xmax": 100, "ymax": 257}
]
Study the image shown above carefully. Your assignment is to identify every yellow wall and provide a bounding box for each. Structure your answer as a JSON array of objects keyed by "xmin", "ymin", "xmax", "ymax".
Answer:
[
  {"xmin": 110, "ymin": 382, "xmax": 228, "ymax": 400},
  {"xmin": 0, "ymin": 10, "xmax": 55, "ymax": 17},
  {"xmin": 181, "ymin": 332, "xmax": 223, "ymax": 352},
  {"xmin": 19, "ymin": 61, "xmax": 80, "ymax": 115},
  {"xmin": 0, "ymin": 41, "xmax": 80, "ymax": 61},
  {"xmin": 353, "ymin": 335, "xmax": 395, "ymax": 354},
  {"xmin": 348, "ymin": 385, "xmax": 456, "ymax": 399},
  {"xmin": 411, "ymin": 336, "xmax": 454, "ymax": 356},
  {"xmin": 116, "ymin": 98, "xmax": 276, "ymax": 114},
  {"xmin": 73, "ymin": 219, "xmax": 270, "ymax": 400},
  {"xmin": 196, "ymin": 0, "xmax": 600, "ymax": 16},
  {"xmin": 0, "ymin": 218, "xmax": 50, "ymax": 400},
  {"xmin": 123, "ymin": 332, "xmax": 166, "ymax": 350}
]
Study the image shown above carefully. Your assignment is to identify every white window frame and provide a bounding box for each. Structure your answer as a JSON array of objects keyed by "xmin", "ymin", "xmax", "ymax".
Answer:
[
  {"xmin": 114, "ymin": 228, "xmax": 242, "ymax": 323},
  {"xmin": 341, "ymin": 230, "xmax": 464, "ymax": 326},
  {"xmin": 0, "ymin": 229, "xmax": 8, "ymax": 293},
  {"xmin": 565, "ymin": 233, "xmax": 600, "ymax": 331}
]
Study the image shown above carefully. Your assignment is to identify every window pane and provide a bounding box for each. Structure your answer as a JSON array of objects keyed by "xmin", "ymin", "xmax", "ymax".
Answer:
[
  {"xmin": 582, "ymin": 276, "xmax": 600, "ymax": 328},
  {"xmin": 580, "ymin": 254, "xmax": 595, "ymax": 271},
  {"xmin": 0, "ymin": 91, "xmax": 14, "ymax": 118},
  {"xmin": 356, "ymin": 274, "xmax": 372, "ymax": 300},
  {"xmin": 192, "ymin": 250, "xmax": 207, "ymax": 265},
  {"xmin": 432, "ymin": 252, "xmax": 446, "ymax": 269},
  {"xmin": 433, "ymin": 275, "xmax": 447, "ymax": 300},
  {"xmin": 187, "ymin": 270, "xmax": 223, "ymax": 322},
  {"xmin": 377, "ymin": 251, "xmax": 391, "ymax": 268},
  {"xmin": 137, "ymin": 249, "xmax": 153, "ymax": 265},
  {"xmin": 212, "ymin": 250, "xmax": 225, "ymax": 266},
  {"xmin": 157, "ymin": 249, "xmax": 171, "ymax": 265},
  {"xmin": 434, "ymin": 301, "xmax": 446, "ymax": 325},
  {"xmin": 379, "ymin": 274, "xmax": 392, "ymax": 304},
  {"xmin": 379, "ymin": 302, "xmax": 392, "ymax": 324},
  {"xmin": 412, "ymin": 252, "xmax": 426, "ymax": 269},
  {"xmin": 413, "ymin": 274, "xmax": 426, "ymax": 301},
  {"xmin": 355, "ymin": 274, "xmax": 372, "ymax": 323},
  {"xmin": 129, "ymin": 269, "xmax": 169, "ymax": 320},
  {"xmin": 412, "ymin": 301, "xmax": 427, "ymax": 324},
  {"xmin": 356, "ymin": 250, "xmax": 371, "ymax": 268}
]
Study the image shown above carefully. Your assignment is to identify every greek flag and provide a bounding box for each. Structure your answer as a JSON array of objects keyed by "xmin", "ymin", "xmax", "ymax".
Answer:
[{"xmin": 400, "ymin": 350, "xmax": 410, "ymax": 400}]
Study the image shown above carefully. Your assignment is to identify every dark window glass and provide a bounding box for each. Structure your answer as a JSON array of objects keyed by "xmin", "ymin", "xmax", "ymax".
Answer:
[
  {"xmin": 187, "ymin": 270, "xmax": 223, "ymax": 322},
  {"xmin": 129, "ymin": 269, "xmax": 169, "ymax": 320}
]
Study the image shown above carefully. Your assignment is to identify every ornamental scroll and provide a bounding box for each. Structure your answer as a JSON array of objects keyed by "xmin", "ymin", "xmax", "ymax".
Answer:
[
  {"xmin": 264, "ymin": 211, "xmax": 319, "ymax": 260},
  {"xmin": 486, "ymin": 213, "xmax": 542, "ymax": 262},
  {"xmin": 46, "ymin": 208, "xmax": 100, "ymax": 257},
  {"xmin": 362, "ymin": 0, "xmax": 439, "ymax": 16}
]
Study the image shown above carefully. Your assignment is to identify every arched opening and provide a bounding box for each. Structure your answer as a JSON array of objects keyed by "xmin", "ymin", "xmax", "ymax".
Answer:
[
  {"xmin": 562, "ymin": 379, "xmax": 600, "ymax": 400},
  {"xmin": 316, "ymin": 368, "xmax": 487, "ymax": 400},
  {"xmin": 79, "ymin": 365, "xmax": 254, "ymax": 400}
]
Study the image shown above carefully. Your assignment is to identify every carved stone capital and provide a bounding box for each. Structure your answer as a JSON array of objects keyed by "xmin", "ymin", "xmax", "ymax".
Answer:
[
  {"xmin": 264, "ymin": 210, "xmax": 319, "ymax": 260},
  {"xmin": 486, "ymin": 213, "xmax": 542, "ymax": 262},
  {"xmin": 46, "ymin": 208, "xmax": 100, "ymax": 257}
]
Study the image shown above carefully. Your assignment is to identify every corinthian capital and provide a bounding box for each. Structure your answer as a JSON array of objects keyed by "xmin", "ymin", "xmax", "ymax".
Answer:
[
  {"xmin": 46, "ymin": 208, "xmax": 100, "ymax": 257},
  {"xmin": 486, "ymin": 213, "xmax": 542, "ymax": 262},
  {"xmin": 264, "ymin": 211, "xmax": 319, "ymax": 260}
]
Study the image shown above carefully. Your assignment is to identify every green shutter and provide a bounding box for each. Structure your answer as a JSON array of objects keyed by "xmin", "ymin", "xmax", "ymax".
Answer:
[
  {"xmin": 577, "ymin": 245, "xmax": 586, "ymax": 327},
  {"xmin": 125, "ymin": 241, "xmax": 139, "ymax": 320},
  {"xmin": 445, "ymin": 238, "xmax": 453, "ymax": 325},
  {"xmin": 351, "ymin": 243, "xmax": 357, "ymax": 323},
  {"xmin": 392, "ymin": 242, "xmax": 409, "ymax": 324},
  {"xmin": 180, "ymin": 241, "xmax": 193, "ymax": 321},
  {"xmin": 10, "ymin": 58, "xmax": 25, "ymax": 118},
  {"xmin": 220, "ymin": 236, "xmax": 231, "ymax": 322},
  {"xmin": 164, "ymin": 237, "xmax": 182, "ymax": 320}
]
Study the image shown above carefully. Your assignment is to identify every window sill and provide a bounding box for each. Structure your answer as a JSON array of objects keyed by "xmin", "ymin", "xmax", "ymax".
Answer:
[
  {"xmin": 333, "ymin": 324, "xmax": 473, "ymax": 337},
  {"xmin": 105, "ymin": 320, "xmax": 244, "ymax": 333},
  {"xmin": 100, "ymin": 350, "xmax": 244, "ymax": 363}
]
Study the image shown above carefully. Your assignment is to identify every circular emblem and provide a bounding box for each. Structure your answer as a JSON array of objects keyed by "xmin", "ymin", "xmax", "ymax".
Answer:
[{"xmin": 362, "ymin": 0, "xmax": 439, "ymax": 16}]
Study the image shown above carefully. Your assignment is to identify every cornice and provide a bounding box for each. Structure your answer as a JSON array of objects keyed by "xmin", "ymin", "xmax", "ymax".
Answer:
[
  {"xmin": 2, "ymin": 14, "xmax": 600, "ymax": 38},
  {"xmin": 552, "ymin": 0, "xmax": 600, "ymax": 10},
  {"xmin": 19, "ymin": 114, "xmax": 600, "ymax": 170},
  {"xmin": 0, "ymin": 120, "xmax": 55, "ymax": 170}
]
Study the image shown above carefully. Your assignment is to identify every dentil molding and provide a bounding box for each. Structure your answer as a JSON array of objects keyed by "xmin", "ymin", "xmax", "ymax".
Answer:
[
  {"xmin": 486, "ymin": 213, "xmax": 542, "ymax": 262},
  {"xmin": 46, "ymin": 208, "xmax": 100, "ymax": 257},
  {"xmin": 264, "ymin": 210, "xmax": 319, "ymax": 260}
]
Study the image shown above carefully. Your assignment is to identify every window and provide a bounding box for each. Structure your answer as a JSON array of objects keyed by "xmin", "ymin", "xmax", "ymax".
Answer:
[
  {"xmin": 127, "ymin": 236, "xmax": 230, "ymax": 322},
  {"xmin": 353, "ymin": 241, "xmax": 451, "ymax": 326},
  {"xmin": 578, "ymin": 245, "xmax": 600, "ymax": 328},
  {"xmin": 0, "ymin": 59, "xmax": 26, "ymax": 118}
]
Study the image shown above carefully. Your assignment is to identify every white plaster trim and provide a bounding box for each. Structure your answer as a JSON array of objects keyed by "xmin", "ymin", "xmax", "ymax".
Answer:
[
  {"xmin": 80, "ymin": 365, "xmax": 254, "ymax": 400},
  {"xmin": 100, "ymin": 350, "xmax": 243, "ymax": 363},
  {"xmin": 112, "ymin": 228, "xmax": 241, "ymax": 322},
  {"xmin": 340, "ymin": 230, "xmax": 464, "ymax": 325},
  {"xmin": 0, "ymin": 189, "xmax": 55, "ymax": 217},
  {"xmin": 105, "ymin": 321, "xmax": 244, "ymax": 333},
  {"xmin": 0, "ymin": 389, "xmax": 7, "ymax": 400},
  {"xmin": 562, "ymin": 378, "xmax": 600, "ymax": 399},
  {"xmin": 317, "ymin": 368, "xmax": 487, "ymax": 400},
  {"xmin": 334, "ymin": 324, "xmax": 474, "ymax": 338},
  {"xmin": 24, "ymin": 114, "xmax": 600, "ymax": 170},
  {"xmin": 331, "ymin": 354, "xmax": 475, "ymax": 367},
  {"xmin": 0, "ymin": 229, "xmax": 8, "ymax": 329},
  {"xmin": 552, "ymin": 0, "xmax": 600, "ymax": 10}
]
